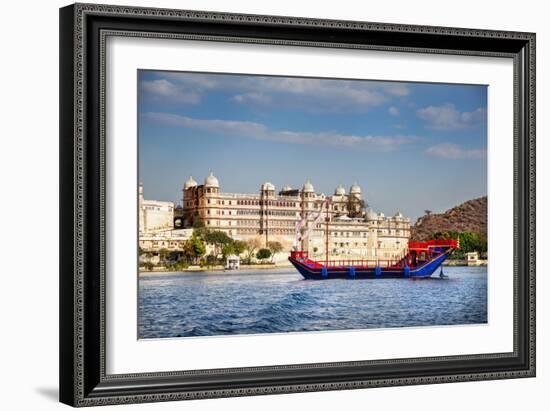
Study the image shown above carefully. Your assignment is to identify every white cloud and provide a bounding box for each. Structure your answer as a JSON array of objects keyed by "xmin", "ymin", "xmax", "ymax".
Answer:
[
  {"xmin": 140, "ymin": 72, "xmax": 412, "ymax": 112},
  {"xmin": 388, "ymin": 106, "xmax": 400, "ymax": 116},
  {"xmin": 425, "ymin": 143, "xmax": 486, "ymax": 159},
  {"xmin": 383, "ymin": 83, "xmax": 411, "ymax": 97},
  {"xmin": 160, "ymin": 72, "xmax": 221, "ymax": 89},
  {"xmin": 417, "ymin": 104, "xmax": 486, "ymax": 130},
  {"xmin": 228, "ymin": 77, "xmax": 390, "ymax": 111},
  {"xmin": 140, "ymin": 79, "xmax": 201, "ymax": 104},
  {"xmin": 143, "ymin": 112, "xmax": 417, "ymax": 151},
  {"xmin": 231, "ymin": 92, "xmax": 273, "ymax": 105}
]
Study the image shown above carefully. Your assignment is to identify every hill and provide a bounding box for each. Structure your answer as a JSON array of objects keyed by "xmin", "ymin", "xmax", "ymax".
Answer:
[{"xmin": 411, "ymin": 196, "xmax": 487, "ymax": 241}]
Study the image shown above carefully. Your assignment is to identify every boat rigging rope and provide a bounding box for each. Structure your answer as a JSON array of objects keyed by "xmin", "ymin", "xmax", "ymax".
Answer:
[{"xmin": 296, "ymin": 199, "xmax": 328, "ymax": 244}]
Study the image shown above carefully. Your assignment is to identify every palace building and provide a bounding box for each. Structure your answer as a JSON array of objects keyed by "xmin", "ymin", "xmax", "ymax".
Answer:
[
  {"xmin": 177, "ymin": 172, "xmax": 411, "ymax": 261},
  {"xmin": 139, "ymin": 184, "xmax": 175, "ymax": 233}
]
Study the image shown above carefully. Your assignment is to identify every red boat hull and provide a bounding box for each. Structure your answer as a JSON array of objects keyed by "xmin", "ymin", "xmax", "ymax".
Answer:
[{"xmin": 289, "ymin": 240, "xmax": 458, "ymax": 279}]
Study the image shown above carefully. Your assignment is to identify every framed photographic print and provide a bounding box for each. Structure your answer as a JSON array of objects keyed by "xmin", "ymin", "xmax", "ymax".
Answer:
[{"xmin": 59, "ymin": 3, "xmax": 536, "ymax": 407}]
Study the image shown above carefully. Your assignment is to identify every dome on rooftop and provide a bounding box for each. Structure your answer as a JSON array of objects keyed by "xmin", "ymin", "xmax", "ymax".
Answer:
[
  {"xmin": 184, "ymin": 175, "xmax": 197, "ymax": 190},
  {"xmin": 302, "ymin": 180, "xmax": 314, "ymax": 193},
  {"xmin": 334, "ymin": 184, "xmax": 346, "ymax": 196},
  {"xmin": 204, "ymin": 172, "xmax": 219, "ymax": 188},
  {"xmin": 262, "ymin": 181, "xmax": 275, "ymax": 191},
  {"xmin": 350, "ymin": 182, "xmax": 361, "ymax": 195},
  {"xmin": 282, "ymin": 184, "xmax": 292, "ymax": 192},
  {"xmin": 366, "ymin": 208, "xmax": 377, "ymax": 220}
]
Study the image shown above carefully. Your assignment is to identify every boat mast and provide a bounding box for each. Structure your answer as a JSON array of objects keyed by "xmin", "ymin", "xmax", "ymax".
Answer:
[{"xmin": 325, "ymin": 199, "xmax": 329, "ymax": 267}]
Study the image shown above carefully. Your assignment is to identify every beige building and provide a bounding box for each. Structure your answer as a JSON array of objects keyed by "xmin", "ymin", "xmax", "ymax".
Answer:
[
  {"xmin": 139, "ymin": 228, "xmax": 193, "ymax": 251},
  {"xmin": 139, "ymin": 184, "xmax": 175, "ymax": 233},
  {"xmin": 179, "ymin": 173, "xmax": 410, "ymax": 261}
]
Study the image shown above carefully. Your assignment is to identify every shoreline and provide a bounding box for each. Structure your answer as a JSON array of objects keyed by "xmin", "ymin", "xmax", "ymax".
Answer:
[
  {"xmin": 139, "ymin": 264, "xmax": 294, "ymax": 275},
  {"xmin": 444, "ymin": 260, "xmax": 488, "ymax": 267},
  {"xmin": 139, "ymin": 261, "xmax": 488, "ymax": 275}
]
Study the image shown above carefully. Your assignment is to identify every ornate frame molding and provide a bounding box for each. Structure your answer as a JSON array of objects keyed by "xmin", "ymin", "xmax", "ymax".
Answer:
[{"xmin": 60, "ymin": 3, "xmax": 535, "ymax": 407}]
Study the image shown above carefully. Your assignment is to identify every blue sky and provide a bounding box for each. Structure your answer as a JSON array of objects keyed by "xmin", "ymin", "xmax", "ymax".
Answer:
[{"xmin": 138, "ymin": 70, "xmax": 487, "ymax": 222}]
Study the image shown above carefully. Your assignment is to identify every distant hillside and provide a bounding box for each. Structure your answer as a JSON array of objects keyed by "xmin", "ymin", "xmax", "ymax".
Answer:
[{"xmin": 411, "ymin": 196, "xmax": 487, "ymax": 241}]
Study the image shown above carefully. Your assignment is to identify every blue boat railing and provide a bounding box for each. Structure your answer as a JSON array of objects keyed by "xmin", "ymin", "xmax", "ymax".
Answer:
[
  {"xmin": 291, "ymin": 245, "xmax": 454, "ymax": 270},
  {"xmin": 317, "ymin": 258, "xmax": 404, "ymax": 268},
  {"xmin": 306, "ymin": 251, "xmax": 449, "ymax": 269}
]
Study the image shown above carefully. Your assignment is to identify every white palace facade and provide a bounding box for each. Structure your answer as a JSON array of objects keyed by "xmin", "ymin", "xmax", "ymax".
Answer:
[
  {"xmin": 178, "ymin": 173, "xmax": 411, "ymax": 261},
  {"xmin": 139, "ymin": 184, "xmax": 175, "ymax": 233}
]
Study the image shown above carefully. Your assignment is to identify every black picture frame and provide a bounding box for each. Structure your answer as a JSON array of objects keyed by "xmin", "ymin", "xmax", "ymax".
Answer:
[{"xmin": 59, "ymin": 3, "xmax": 536, "ymax": 407}]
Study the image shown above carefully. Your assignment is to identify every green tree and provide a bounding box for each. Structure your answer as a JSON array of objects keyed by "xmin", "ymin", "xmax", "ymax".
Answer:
[
  {"xmin": 158, "ymin": 248, "xmax": 170, "ymax": 263},
  {"xmin": 191, "ymin": 236, "xmax": 206, "ymax": 258},
  {"xmin": 183, "ymin": 235, "xmax": 206, "ymax": 264},
  {"xmin": 221, "ymin": 243, "xmax": 236, "ymax": 259},
  {"xmin": 256, "ymin": 248, "xmax": 272, "ymax": 262},
  {"xmin": 233, "ymin": 240, "xmax": 246, "ymax": 255},
  {"xmin": 192, "ymin": 219, "xmax": 205, "ymax": 229},
  {"xmin": 459, "ymin": 232, "xmax": 486, "ymax": 256},
  {"xmin": 474, "ymin": 233, "xmax": 488, "ymax": 255},
  {"xmin": 432, "ymin": 230, "xmax": 487, "ymax": 260},
  {"xmin": 205, "ymin": 254, "xmax": 218, "ymax": 267},
  {"xmin": 204, "ymin": 230, "xmax": 233, "ymax": 256},
  {"xmin": 267, "ymin": 241, "xmax": 283, "ymax": 254},
  {"xmin": 267, "ymin": 241, "xmax": 283, "ymax": 262},
  {"xmin": 172, "ymin": 260, "xmax": 189, "ymax": 271},
  {"xmin": 142, "ymin": 261, "xmax": 154, "ymax": 271},
  {"xmin": 243, "ymin": 237, "xmax": 262, "ymax": 264},
  {"xmin": 193, "ymin": 225, "xmax": 208, "ymax": 240}
]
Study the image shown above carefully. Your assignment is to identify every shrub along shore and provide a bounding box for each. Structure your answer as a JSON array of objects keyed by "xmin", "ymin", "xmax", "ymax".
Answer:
[{"xmin": 139, "ymin": 221, "xmax": 285, "ymax": 273}]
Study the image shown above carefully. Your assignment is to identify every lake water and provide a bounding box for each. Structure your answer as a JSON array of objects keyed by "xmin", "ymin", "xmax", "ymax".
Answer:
[{"xmin": 138, "ymin": 266, "xmax": 487, "ymax": 339}]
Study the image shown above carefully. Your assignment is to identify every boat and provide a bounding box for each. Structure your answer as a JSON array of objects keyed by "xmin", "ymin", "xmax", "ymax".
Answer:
[
  {"xmin": 288, "ymin": 199, "xmax": 459, "ymax": 279},
  {"xmin": 289, "ymin": 239, "xmax": 459, "ymax": 279}
]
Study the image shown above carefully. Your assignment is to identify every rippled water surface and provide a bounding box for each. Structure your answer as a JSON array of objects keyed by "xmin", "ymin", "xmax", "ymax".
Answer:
[{"xmin": 138, "ymin": 266, "xmax": 487, "ymax": 339}]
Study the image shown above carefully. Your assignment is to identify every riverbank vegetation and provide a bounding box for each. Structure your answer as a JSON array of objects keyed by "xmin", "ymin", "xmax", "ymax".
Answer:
[
  {"xmin": 432, "ymin": 230, "xmax": 487, "ymax": 259},
  {"xmin": 139, "ymin": 223, "xmax": 284, "ymax": 271}
]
